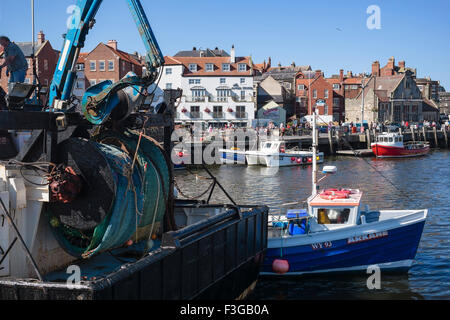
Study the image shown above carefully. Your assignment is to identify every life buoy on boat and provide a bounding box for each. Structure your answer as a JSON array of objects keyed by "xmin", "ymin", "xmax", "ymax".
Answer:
[{"xmin": 320, "ymin": 189, "xmax": 349, "ymax": 200}]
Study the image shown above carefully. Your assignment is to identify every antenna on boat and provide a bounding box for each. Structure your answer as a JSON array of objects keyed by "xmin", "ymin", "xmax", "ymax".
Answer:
[{"xmin": 312, "ymin": 104, "xmax": 318, "ymax": 196}]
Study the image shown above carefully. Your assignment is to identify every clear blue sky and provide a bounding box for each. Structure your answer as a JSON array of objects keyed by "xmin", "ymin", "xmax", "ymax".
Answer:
[{"xmin": 1, "ymin": 0, "xmax": 449, "ymax": 89}]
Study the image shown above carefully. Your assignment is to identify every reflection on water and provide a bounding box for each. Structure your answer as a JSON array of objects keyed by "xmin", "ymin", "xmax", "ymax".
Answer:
[{"xmin": 175, "ymin": 150, "xmax": 450, "ymax": 300}]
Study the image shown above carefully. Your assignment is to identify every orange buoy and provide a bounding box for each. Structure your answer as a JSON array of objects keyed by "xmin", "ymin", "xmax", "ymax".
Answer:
[{"xmin": 272, "ymin": 259, "xmax": 290, "ymax": 274}]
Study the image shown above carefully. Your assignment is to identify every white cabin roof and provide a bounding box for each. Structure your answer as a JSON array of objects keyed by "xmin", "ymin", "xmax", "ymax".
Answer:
[{"xmin": 309, "ymin": 189, "xmax": 363, "ymax": 207}]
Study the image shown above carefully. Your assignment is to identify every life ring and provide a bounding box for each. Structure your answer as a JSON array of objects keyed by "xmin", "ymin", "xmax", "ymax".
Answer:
[
  {"xmin": 302, "ymin": 157, "xmax": 308, "ymax": 163},
  {"xmin": 320, "ymin": 190, "xmax": 349, "ymax": 200}
]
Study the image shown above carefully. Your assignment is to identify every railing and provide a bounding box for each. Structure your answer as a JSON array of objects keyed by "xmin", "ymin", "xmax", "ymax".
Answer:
[
  {"xmin": 185, "ymin": 96, "xmax": 206, "ymax": 102},
  {"xmin": 213, "ymin": 112, "xmax": 224, "ymax": 119},
  {"xmin": 189, "ymin": 112, "xmax": 202, "ymax": 119},
  {"xmin": 235, "ymin": 112, "xmax": 247, "ymax": 119}
]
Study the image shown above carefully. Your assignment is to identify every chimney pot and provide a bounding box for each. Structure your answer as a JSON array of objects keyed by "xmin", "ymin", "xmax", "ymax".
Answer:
[
  {"xmin": 37, "ymin": 30, "xmax": 45, "ymax": 45},
  {"xmin": 107, "ymin": 40, "xmax": 118, "ymax": 50}
]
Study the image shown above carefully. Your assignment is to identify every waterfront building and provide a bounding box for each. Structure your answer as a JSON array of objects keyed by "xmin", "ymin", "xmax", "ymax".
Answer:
[
  {"xmin": 416, "ymin": 77, "xmax": 441, "ymax": 104},
  {"xmin": 154, "ymin": 46, "xmax": 257, "ymax": 128},
  {"xmin": 295, "ymin": 70, "xmax": 336, "ymax": 123},
  {"xmin": 255, "ymin": 63, "xmax": 311, "ymax": 119},
  {"xmin": 84, "ymin": 40, "xmax": 143, "ymax": 89},
  {"xmin": 344, "ymin": 71, "xmax": 426, "ymax": 124},
  {"xmin": 439, "ymin": 92, "xmax": 450, "ymax": 115}
]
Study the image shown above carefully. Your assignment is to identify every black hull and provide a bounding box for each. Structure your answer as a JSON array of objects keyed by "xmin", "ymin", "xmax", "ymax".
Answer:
[{"xmin": 0, "ymin": 206, "xmax": 268, "ymax": 300}]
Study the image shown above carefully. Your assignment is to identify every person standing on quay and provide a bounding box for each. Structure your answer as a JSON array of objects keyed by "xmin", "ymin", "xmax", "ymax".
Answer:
[{"xmin": 0, "ymin": 36, "xmax": 28, "ymax": 84}]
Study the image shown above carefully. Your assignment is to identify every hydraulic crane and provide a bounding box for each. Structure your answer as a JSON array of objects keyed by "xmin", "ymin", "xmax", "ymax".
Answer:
[{"xmin": 48, "ymin": 0, "xmax": 165, "ymax": 124}]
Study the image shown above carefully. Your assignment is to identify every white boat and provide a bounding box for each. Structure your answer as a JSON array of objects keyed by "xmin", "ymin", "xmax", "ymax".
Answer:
[
  {"xmin": 263, "ymin": 109, "xmax": 428, "ymax": 276},
  {"xmin": 220, "ymin": 140, "xmax": 324, "ymax": 167}
]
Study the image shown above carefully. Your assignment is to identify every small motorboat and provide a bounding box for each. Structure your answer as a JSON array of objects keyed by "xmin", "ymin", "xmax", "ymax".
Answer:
[
  {"xmin": 220, "ymin": 140, "xmax": 324, "ymax": 167},
  {"xmin": 371, "ymin": 132, "xmax": 430, "ymax": 158},
  {"xmin": 262, "ymin": 111, "xmax": 428, "ymax": 276}
]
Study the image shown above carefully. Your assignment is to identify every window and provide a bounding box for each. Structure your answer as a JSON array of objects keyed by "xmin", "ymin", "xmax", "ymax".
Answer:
[
  {"xmin": 76, "ymin": 64, "xmax": 84, "ymax": 71},
  {"xmin": 324, "ymin": 90, "xmax": 329, "ymax": 99},
  {"xmin": 24, "ymin": 78, "xmax": 30, "ymax": 84},
  {"xmin": 166, "ymin": 83, "xmax": 172, "ymax": 90},
  {"xmin": 217, "ymin": 89, "xmax": 231, "ymax": 101},
  {"xmin": 189, "ymin": 64, "xmax": 197, "ymax": 72},
  {"xmin": 190, "ymin": 106, "xmax": 200, "ymax": 118},
  {"xmin": 108, "ymin": 60, "xmax": 115, "ymax": 71},
  {"xmin": 313, "ymin": 89, "xmax": 317, "ymax": 98},
  {"xmin": 222, "ymin": 63, "xmax": 230, "ymax": 72},
  {"xmin": 317, "ymin": 208, "xmax": 351, "ymax": 224},
  {"xmin": 238, "ymin": 63, "xmax": 247, "ymax": 72},
  {"xmin": 165, "ymin": 68, "xmax": 172, "ymax": 75},
  {"xmin": 241, "ymin": 91, "xmax": 245, "ymax": 101},
  {"xmin": 213, "ymin": 106, "xmax": 223, "ymax": 118},
  {"xmin": 240, "ymin": 78, "xmax": 245, "ymax": 84},
  {"xmin": 195, "ymin": 79, "xmax": 201, "ymax": 85},
  {"xmin": 333, "ymin": 84, "xmax": 340, "ymax": 90},
  {"xmin": 75, "ymin": 79, "xmax": 84, "ymax": 89},
  {"xmin": 131, "ymin": 64, "xmax": 135, "ymax": 72},
  {"xmin": 236, "ymin": 106, "xmax": 246, "ymax": 118},
  {"xmin": 99, "ymin": 60, "xmax": 105, "ymax": 71},
  {"xmin": 90, "ymin": 61, "xmax": 96, "ymax": 71},
  {"xmin": 44, "ymin": 59, "xmax": 48, "ymax": 71},
  {"xmin": 220, "ymin": 78, "xmax": 226, "ymax": 84},
  {"xmin": 44, "ymin": 79, "xmax": 49, "ymax": 86},
  {"xmin": 333, "ymin": 98, "xmax": 340, "ymax": 107},
  {"xmin": 122, "ymin": 61, "xmax": 126, "ymax": 72},
  {"xmin": 206, "ymin": 64, "xmax": 214, "ymax": 72},
  {"xmin": 189, "ymin": 79, "xmax": 195, "ymax": 85},
  {"xmin": 351, "ymin": 85, "xmax": 358, "ymax": 90},
  {"xmin": 89, "ymin": 79, "xmax": 97, "ymax": 87},
  {"xmin": 298, "ymin": 84, "xmax": 305, "ymax": 90}
]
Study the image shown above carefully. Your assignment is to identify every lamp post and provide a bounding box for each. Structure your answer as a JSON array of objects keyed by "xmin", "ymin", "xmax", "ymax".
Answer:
[{"xmin": 361, "ymin": 73, "xmax": 367, "ymax": 132}]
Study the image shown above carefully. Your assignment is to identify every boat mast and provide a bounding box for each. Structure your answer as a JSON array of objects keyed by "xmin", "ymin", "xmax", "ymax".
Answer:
[
  {"xmin": 312, "ymin": 104, "xmax": 318, "ymax": 196},
  {"xmin": 309, "ymin": 71, "xmax": 317, "ymax": 196}
]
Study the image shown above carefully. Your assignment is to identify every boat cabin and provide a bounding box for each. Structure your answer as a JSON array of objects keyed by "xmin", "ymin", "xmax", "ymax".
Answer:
[
  {"xmin": 307, "ymin": 189, "xmax": 363, "ymax": 231},
  {"xmin": 375, "ymin": 132, "xmax": 404, "ymax": 147},
  {"xmin": 260, "ymin": 140, "xmax": 285, "ymax": 153}
]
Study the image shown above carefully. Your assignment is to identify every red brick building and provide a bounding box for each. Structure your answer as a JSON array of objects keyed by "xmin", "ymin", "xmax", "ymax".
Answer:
[
  {"xmin": 0, "ymin": 31, "xmax": 58, "ymax": 97},
  {"xmin": 83, "ymin": 40, "xmax": 143, "ymax": 88},
  {"xmin": 295, "ymin": 70, "xmax": 334, "ymax": 121}
]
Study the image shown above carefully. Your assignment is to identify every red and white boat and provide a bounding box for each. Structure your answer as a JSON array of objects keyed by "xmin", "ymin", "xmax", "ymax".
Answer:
[{"xmin": 371, "ymin": 132, "xmax": 430, "ymax": 158}]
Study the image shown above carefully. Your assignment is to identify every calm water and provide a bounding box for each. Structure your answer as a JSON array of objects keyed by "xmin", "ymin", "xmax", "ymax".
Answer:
[{"xmin": 174, "ymin": 150, "xmax": 450, "ymax": 300}]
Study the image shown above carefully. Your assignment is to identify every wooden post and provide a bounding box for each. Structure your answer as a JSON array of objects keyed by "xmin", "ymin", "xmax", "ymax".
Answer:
[
  {"xmin": 411, "ymin": 127, "xmax": 415, "ymax": 142},
  {"xmin": 366, "ymin": 129, "xmax": 371, "ymax": 149},
  {"xmin": 422, "ymin": 127, "xmax": 427, "ymax": 142},
  {"xmin": 444, "ymin": 128, "xmax": 448, "ymax": 148},
  {"xmin": 328, "ymin": 129, "xmax": 334, "ymax": 154},
  {"xmin": 399, "ymin": 127, "xmax": 403, "ymax": 135},
  {"xmin": 433, "ymin": 126, "xmax": 438, "ymax": 148}
]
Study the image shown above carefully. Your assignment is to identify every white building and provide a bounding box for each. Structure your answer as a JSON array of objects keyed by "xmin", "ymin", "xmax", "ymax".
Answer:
[{"xmin": 154, "ymin": 47, "xmax": 256, "ymax": 127}]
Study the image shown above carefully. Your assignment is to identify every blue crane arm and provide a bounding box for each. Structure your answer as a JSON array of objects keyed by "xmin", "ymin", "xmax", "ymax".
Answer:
[{"xmin": 48, "ymin": 0, "xmax": 165, "ymax": 110}]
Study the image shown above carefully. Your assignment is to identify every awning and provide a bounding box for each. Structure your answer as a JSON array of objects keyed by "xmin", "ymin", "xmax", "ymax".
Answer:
[{"xmin": 216, "ymin": 86, "xmax": 231, "ymax": 90}]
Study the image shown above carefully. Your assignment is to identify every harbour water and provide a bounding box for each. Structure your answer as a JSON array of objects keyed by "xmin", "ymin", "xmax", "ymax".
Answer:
[{"xmin": 174, "ymin": 150, "xmax": 450, "ymax": 300}]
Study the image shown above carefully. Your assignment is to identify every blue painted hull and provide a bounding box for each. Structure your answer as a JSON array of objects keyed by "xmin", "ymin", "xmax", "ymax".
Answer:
[{"xmin": 263, "ymin": 221, "xmax": 425, "ymax": 275}]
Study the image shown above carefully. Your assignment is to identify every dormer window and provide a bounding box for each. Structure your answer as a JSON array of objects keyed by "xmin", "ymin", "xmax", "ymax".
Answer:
[
  {"xmin": 238, "ymin": 63, "xmax": 247, "ymax": 72},
  {"xmin": 298, "ymin": 84, "xmax": 305, "ymax": 90},
  {"xmin": 189, "ymin": 64, "xmax": 197, "ymax": 72},
  {"xmin": 206, "ymin": 63, "xmax": 214, "ymax": 72},
  {"xmin": 222, "ymin": 63, "xmax": 230, "ymax": 72},
  {"xmin": 333, "ymin": 84, "xmax": 340, "ymax": 90}
]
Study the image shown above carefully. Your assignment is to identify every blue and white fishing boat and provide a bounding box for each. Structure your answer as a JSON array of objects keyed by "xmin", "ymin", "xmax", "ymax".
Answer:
[{"xmin": 262, "ymin": 109, "xmax": 428, "ymax": 276}]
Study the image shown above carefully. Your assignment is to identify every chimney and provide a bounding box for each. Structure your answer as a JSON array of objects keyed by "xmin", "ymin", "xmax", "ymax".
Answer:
[
  {"xmin": 372, "ymin": 61, "xmax": 380, "ymax": 76},
  {"xmin": 339, "ymin": 69, "xmax": 344, "ymax": 81},
  {"xmin": 387, "ymin": 56, "xmax": 395, "ymax": 69},
  {"xmin": 291, "ymin": 62, "xmax": 296, "ymax": 67},
  {"xmin": 347, "ymin": 71, "xmax": 353, "ymax": 78},
  {"xmin": 192, "ymin": 47, "xmax": 197, "ymax": 51},
  {"xmin": 267, "ymin": 57, "xmax": 271, "ymax": 70},
  {"xmin": 315, "ymin": 70, "xmax": 322, "ymax": 78},
  {"xmin": 230, "ymin": 45, "xmax": 236, "ymax": 63},
  {"xmin": 399, "ymin": 60, "xmax": 405, "ymax": 69},
  {"xmin": 37, "ymin": 30, "xmax": 45, "ymax": 45},
  {"xmin": 107, "ymin": 40, "xmax": 118, "ymax": 50}
]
